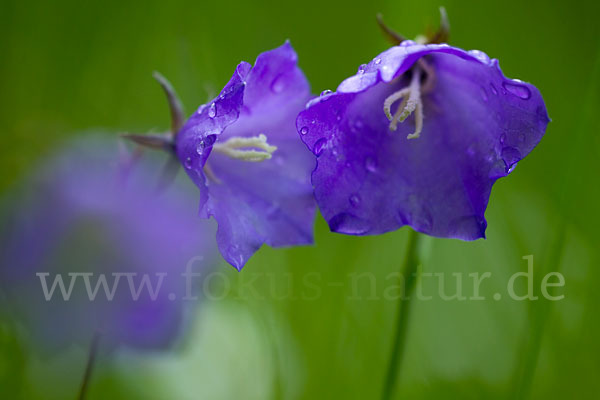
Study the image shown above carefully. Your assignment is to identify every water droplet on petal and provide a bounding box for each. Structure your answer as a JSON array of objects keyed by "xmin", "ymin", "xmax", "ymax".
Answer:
[
  {"xmin": 320, "ymin": 89, "xmax": 333, "ymax": 97},
  {"xmin": 305, "ymin": 97, "xmax": 320, "ymax": 109},
  {"xmin": 349, "ymin": 194, "xmax": 361, "ymax": 207},
  {"xmin": 480, "ymin": 86, "xmax": 488, "ymax": 102},
  {"xmin": 329, "ymin": 212, "xmax": 370, "ymax": 235},
  {"xmin": 468, "ymin": 49, "xmax": 490, "ymax": 63},
  {"xmin": 374, "ymin": 58, "xmax": 382, "ymax": 65},
  {"xmin": 357, "ymin": 64, "xmax": 367, "ymax": 74},
  {"xmin": 502, "ymin": 81, "xmax": 531, "ymax": 99},
  {"xmin": 500, "ymin": 134, "xmax": 506, "ymax": 144},
  {"xmin": 449, "ymin": 215, "xmax": 486, "ymax": 239},
  {"xmin": 313, "ymin": 138, "xmax": 327, "ymax": 155},
  {"xmin": 501, "ymin": 146, "xmax": 521, "ymax": 171},
  {"xmin": 490, "ymin": 83, "xmax": 498, "ymax": 95},
  {"xmin": 208, "ymin": 103, "xmax": 216, "ymax": 118},
  {"xmin": 365, "ymin": 156, "xmax": 377, "ymax": 172},
  {"xmin": 300, "ymin": 126, "xmax": 309, "ymax": 135},
  {"xmin": 196, "ymin": 141, "xmax": 204, "ymax": 155},
  {"xmin": 270, "ymin": 74, "xmax": 286, "ymax": 93},
  {"xmin": 184, "ymin": 157, "xmax": 193, "ymax": 169},
  {"xmin": 196, "ymin": 104, "xmax": 206, "ymax": 114},
  {"xmin": 204, "ymin": 135, "xmax": 216, "ymax": 147},
  {"xmin": 400, "ymin": 40, "xmax": 416, "ymax": 47}
]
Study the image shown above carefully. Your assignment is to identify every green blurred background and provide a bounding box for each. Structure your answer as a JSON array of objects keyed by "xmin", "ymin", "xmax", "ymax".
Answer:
[{"xmin": 0, "ymin": 0, "xmax": 599, "ymax": 399}]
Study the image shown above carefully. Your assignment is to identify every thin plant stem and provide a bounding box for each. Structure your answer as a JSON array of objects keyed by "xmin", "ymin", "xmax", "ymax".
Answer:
[
  {"xmin": 77, "ymin": 333, "xmax": 100, "ymax": 400},
  {"xmin": 381, "ymin": 229, "xmax": 420, "ymax": 400}
]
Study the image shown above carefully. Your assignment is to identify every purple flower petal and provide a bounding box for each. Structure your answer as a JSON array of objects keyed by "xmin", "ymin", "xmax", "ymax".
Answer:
[
  {"xmin": 176, "ymin": 42, "xmax": 316, "ymax": 269},
  {"xmin": 0, "ymin": 138, "xmax": 219, "ymax": 352},
  {"xmin": 297, "ymin": 43, "xmax": 549, "ymax": 239}
]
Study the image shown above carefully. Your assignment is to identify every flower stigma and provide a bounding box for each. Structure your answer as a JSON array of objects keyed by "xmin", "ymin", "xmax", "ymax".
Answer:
[
  {"xmin": 211, "ymin": 134, "xmax": 277, "ymax": 162},
  {"xmin": 384, "ymin": 66, "xmax": 425, "ymax": 139}
]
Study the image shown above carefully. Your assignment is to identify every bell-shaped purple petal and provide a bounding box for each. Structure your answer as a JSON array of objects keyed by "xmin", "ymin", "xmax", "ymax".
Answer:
[
  {"xmin": 176, "ymin": 42, "xmax": 316, "ymax": 270},
  {"xmin": 0, "ymin": 138, "xmax": 219, "ymax": 353},
  {"xmin": 297, "ymin": 42, "xmax": 549, "ymax": 239}
]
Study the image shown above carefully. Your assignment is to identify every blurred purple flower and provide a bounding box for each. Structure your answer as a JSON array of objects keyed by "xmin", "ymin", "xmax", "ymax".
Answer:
[
  {"xmin": 175, "ymin": 42, "xmax": 316, "ymax": 270},
  {"xmin": 297, "ymin": 41, "xmax": 549, "ymax": 239},
  {"xmin": 0, "ymin": 138, "xmax": 218, "ymax": 353}
]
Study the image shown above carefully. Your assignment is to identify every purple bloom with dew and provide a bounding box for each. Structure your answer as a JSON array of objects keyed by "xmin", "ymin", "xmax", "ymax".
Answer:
[
  {"xmin": 296, "ymin": 10, "xmax": 549, "ymax": 239},
  {"xmin": 0, "ymin": 138, "xmax": 218, "ymax": 353},
  {"xmin": 126, "ymin": 42, "xmax": 316, "ymax": 270}
]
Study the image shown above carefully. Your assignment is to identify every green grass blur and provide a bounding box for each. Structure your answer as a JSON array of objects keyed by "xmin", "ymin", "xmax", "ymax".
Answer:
[{"xmin": 0, "ymin": 0, "xmax": 599, "ymax": 399}]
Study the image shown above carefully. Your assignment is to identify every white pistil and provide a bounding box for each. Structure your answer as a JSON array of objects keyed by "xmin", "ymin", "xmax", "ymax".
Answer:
[
  {"xmin": 211, "ymin": 134, "xmax": 277, "ymax": 162},
  {"xmin": 383, "ymin": 66, "xmax": 424, "ymax": 139}
]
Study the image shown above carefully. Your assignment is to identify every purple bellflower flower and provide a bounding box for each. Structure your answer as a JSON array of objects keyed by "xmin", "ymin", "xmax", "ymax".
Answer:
[
  {"xmin": 126, "ymin": 42, "xmax": 316, "ymax": 270},
  {"xmin": 0, "ymin": 138, "xmax": 218, "ymax": 353},
  {"xmin": 296, "ymin": 11, "xmax": 549, "ymax": 239}
]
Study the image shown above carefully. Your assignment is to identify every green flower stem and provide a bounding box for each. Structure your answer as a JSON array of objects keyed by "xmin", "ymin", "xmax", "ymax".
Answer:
[
  {"xmin": 381, "ymin": 229, "xmax": 421, "ymax": 400},
  {"xmin": 77, "ymin": 333, "xmax": 100, "ymax": 400}
]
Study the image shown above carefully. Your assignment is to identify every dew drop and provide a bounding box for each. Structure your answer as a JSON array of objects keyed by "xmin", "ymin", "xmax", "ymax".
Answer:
[
  {"xmin": 196, "ymin": 141, "xmax": 204, "ymax": 155},
  {"xmin": 365, "ymin": 156, "xmax": 377, "ymax": 172},
  {"xmin": 305, "ymin": 97, "xmax": 320, "ymax": 109},
  {"xmin": 329, "ymin": 212, "xmax": 370, "ymax": 235},
  {"xmin": 320, "ymin": 89, "xmax": 333, "ymax": 97},
  {"xmin": 490, "ymin": 83, "xmax": 498, "ymax": 95},
  {"xmin": 184, "ymin": 157, "xmax": 193, "ymax": 169},
  {"xmin": 208, "ymin": 102, "xmax": 216, "ymax": 118},
  {"xmin": 468, "ymin": 49, "xmax": 490, "ymax": 63},
  {"xmin": 500, "ymin": 134, "xmax": 506, "ymax": 144},
  {"xmin": 374, "ymin": 58, "xmax": 382, "ymax": 65},
  {"xmin": 204, "ymin": 135, "xmax": 216, "ymax": 147},
  {"xmin": 502, "ymin": 81, "xmax": 531, "ymax": 100},
  {"xmin": 300, "ymin": 126, "xmax": 309, "ymax": 135},
  {"xmin": 480, "ymin": 86, "xmax": 488, "ymax": 102},
  {"xmin": 400, "ymin": 40, "xmax": 416, "ymax": 47},
  {"xmin": 501, "ymin": 146, "xmax": 521, "ymax": 171},
  {"xmin": 449, "ymin": 215, "xmax": 486, "ymax": 239},
  {"xmin": 313, "ymin": 138, "xmax": 327, "ymax": 155},
  {"xmin": 349, "ymin": 194, "xmax": 361, "ymax": 207},
  {"xmin": 270, "ymin": 74, "xmax": 286, "ymax": 93},
  {"xmin": 357, "ymin": 64, "xmax": 367, "ymax": 74}
]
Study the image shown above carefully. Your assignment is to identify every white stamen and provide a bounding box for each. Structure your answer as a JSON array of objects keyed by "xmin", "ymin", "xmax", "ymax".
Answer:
[
  {"xmin": 383, "ymin": 66, "xmax": 425, "ymax": 139},
  {"xmin": 211, "ymin": 134, "xmax": 277, "ymax": 162},
  {"xmin": 384, "ymin": 88, "xmax": 410, "ymax": 121},
  {"xmin": 407, "ymin": 102, "xmax": 423, "ymax": 140}
]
